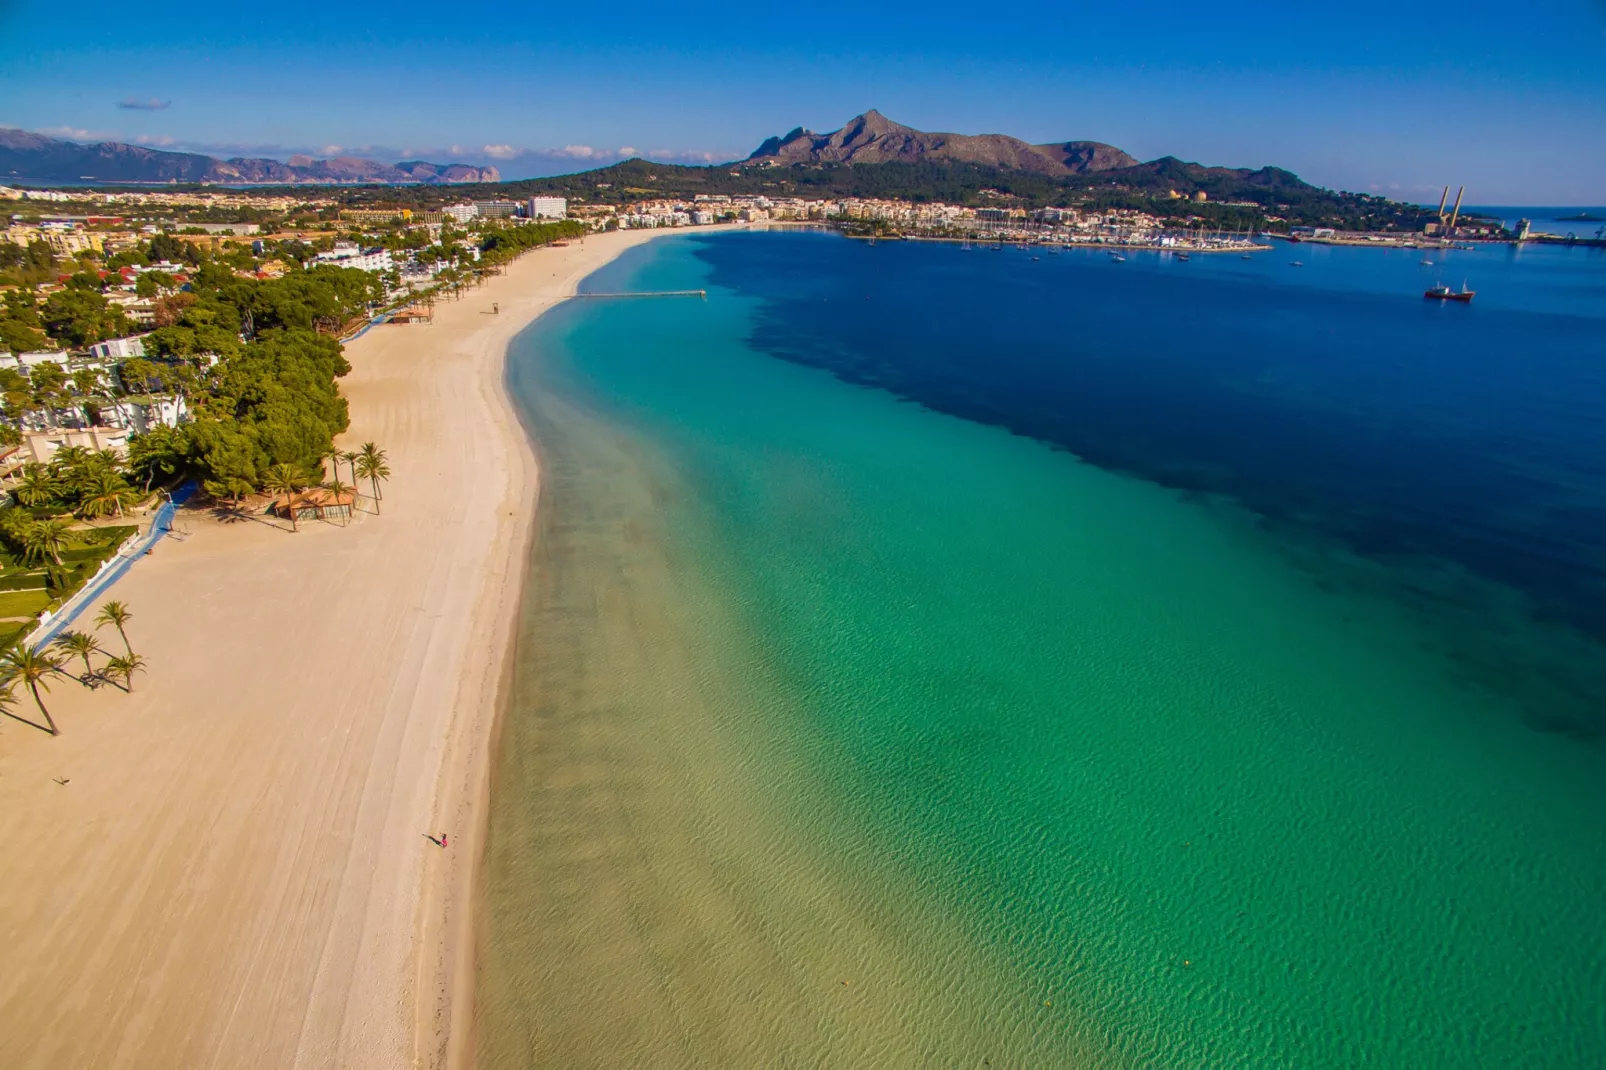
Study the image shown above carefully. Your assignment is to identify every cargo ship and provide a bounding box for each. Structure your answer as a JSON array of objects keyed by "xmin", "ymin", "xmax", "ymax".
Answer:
[{"xmin": 1425, "ymin": 282, "xmax": 1475, "ymax": 302}]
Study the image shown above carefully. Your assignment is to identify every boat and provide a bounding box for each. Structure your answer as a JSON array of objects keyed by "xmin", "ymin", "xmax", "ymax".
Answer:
[
  {"xmin": 1289, "ymin": 260, "xmax": 1303, "ymax": 267},
  {"xmin": 1031, "ymin": 256, "xmax": 1041, "ymax": 261},
  {"xmin": 1424, "ymin": 281, "xmax": 1474, "ymax": 302},
  {"xmin": 1241, "ymin": 254, "xmax": 1253, "ymax": 260},
  {"xmin": 1420, "ymin": 259, "xmax": 1434, "ymax": 266},
  {"xmin": 1177, "ymin": 252, "xmax": 1191, "ymax": 261},
  {"xmin": 1109, "ymin": 253, "xmax": 1126, "ymax": 262}
]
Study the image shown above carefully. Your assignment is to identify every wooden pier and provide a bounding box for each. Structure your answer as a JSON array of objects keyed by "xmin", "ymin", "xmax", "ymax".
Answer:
[{"xmin": 571, "ymin": 289, "xmax": 707, "ymax": 299}]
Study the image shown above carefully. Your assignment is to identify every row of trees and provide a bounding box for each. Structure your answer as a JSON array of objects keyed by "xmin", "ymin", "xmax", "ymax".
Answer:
[
  {"xmin": 8, "ymin": 445, "xmax": 141, "ymax": 519},
  {"xmin": 1, "ymin": 601, "xmax": 144, "ymax": 736}
]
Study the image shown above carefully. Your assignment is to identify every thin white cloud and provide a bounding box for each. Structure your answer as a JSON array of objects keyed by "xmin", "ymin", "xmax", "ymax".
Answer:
[
  {"xmin": 646, "ymin": 148, "xmax": 722, "ymax": 163},
  {"xmin": 618, "ymin": 145, "xmax": 639, "ymax": 157},
  {"xmin": 135, "ymin": 134, "xmax": 176, "ymax": 147},
  {"xmin": 117, "ymin": 96, "xmax": 171, "ymax": 111},
  {"xmin": 320, "ymin": 144, "xmax": 343, "ymax": 155},
  {"xmin": 482, "ymin": 143, "xmax": 518, "ymax": 159},
  {"xmin": 560, "ymin": 145, "xmax": 600, "ymax": 158},
  {"xmin": 39, "ymin": 125, "xmax": 105, "ymax": 141}
]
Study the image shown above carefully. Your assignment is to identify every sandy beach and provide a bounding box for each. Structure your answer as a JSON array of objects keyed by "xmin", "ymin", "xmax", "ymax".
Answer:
[{"xmin": 0, "ymin": 227, "xmax": 672, "ymax": 1069}]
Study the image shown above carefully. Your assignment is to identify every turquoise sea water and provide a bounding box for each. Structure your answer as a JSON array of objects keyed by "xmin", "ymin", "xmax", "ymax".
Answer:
[{"xmin": 478, "ymin": 233, "xmax": 1606, "ymax": 1066}]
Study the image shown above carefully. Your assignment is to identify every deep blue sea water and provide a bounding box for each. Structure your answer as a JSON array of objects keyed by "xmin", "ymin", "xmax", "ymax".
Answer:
[{"xmin": 693, "ymin": 234, "xmax": 1606, "ymax": 732}]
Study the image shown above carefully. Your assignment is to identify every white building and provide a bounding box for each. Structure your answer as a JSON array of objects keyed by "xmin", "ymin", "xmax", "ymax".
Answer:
[
  {"xmin": 0, "ymin": 351, "xmax": 71, "ymax": 370},
  {"xmin": 103, "ymin": 394, "xmax": 188, "ymax": 433},
  {"xmin": 106, "ymin": 294, "xmax": 157, "ymax": 326},
  {"xmin": 87, "ymin": 335, "xmax": 148, "ymax": 361},
  {"xmin": 527, "ymin": 196, "xmax": 567, "ymax": 219},
  {"xmin": 311, "ymin": 243, "xmax": 394, "ymax": 273},
  {"xmin": 442, "ymin": 203, "xmax": 477, "ymax": 223}
]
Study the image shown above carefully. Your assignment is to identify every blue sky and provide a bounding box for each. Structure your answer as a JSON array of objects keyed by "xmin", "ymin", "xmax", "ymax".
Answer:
[{"xmin": 2, "ymin": 0, "xmax": 1603, "ymax": 203}]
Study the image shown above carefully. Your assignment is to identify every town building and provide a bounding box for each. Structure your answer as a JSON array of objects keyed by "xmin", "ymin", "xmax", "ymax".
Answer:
[
  {"xmin": 169, "ymin": 222, "xmax": 261, "ymax": 235},
  {"xmin": 21, "ymin": 426, "xmax": 130, "ymax": 464},
  {"xmin": 441, "ymin": 204, "xmax": 477, "ymax": 223},
  {"xmin": 102, "ymin": 394, "xmax": 188, "ymax": 433},
  {"xmin": 310, "ymin": 242, "xmax": 394, "ymax": 273},
  {"xmin": 472, "ymin": 200, "xmax": 520, "ymax": 219},
  {"xmin": 526, "ymin": 196, "xmax": 567, "ymax": 219},
  {"xmin": 87, "ymin": 335, "xmax": 148, "ymax": 362},
  {"xmin": 340, "ymin": 209, "xmax": 413, "ymax": 225},
  {"xmin": 0, "ymin": 350, "xmax": 71, "ymax": 371}
]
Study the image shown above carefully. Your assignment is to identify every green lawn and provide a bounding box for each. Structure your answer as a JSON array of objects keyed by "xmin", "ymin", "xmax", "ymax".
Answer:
[
  {"xmin": 0, "ymin": 621, "xmax": 31, "ymax": 652},
  {"xmin": 0, "ymin": 523, "xmax": 141, "ymax": 645},
  {"xmin": 0, "ymin": 572, "xmax": 47, "ymax": 592},
  {"xmin": 0, "ymin": 588, "xmax": 53, "ymax": 620}
]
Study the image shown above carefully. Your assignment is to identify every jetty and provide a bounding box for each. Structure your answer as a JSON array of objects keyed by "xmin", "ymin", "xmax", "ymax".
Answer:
[{"xmin": 572, "ymin": 289, "xmax": 707, "ymax": 299}]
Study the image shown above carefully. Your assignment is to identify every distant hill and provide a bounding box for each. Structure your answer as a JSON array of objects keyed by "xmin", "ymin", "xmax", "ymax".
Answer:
[
  {"xmin": 0, "ymin": 128, "xmax": 499, "ymax": 185},
  {"xmin": 747, "ymin": 110, "xmax": 1138, "ymax": 176}
]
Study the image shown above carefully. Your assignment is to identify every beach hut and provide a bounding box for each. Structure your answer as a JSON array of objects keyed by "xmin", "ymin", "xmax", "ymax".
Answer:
[{"xmin": 277, "ymin": 486, "xmax": 356, "ymax": 523}]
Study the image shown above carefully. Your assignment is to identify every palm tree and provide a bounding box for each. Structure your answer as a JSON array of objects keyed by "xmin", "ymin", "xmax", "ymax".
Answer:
[
  {"xmin": 2, "ymin": 645, "xmax": 65, "ymax": 735},
  {"xmin": 262, "ymin": 463, "xmax": 308, "ymax": 531},
  {"xmin": 77, "ymin": 469, "xmax": 135, "ymax": 519},
  {"xmin": 95, "ymin": 600, "xmax": 134, "ymax": 656},
  {"xmin": 22, "ymin": 518, "xmax": 74, "ymax": 566},
  {"xmin": 341, "ymin": 449, "xmax": 361, "ymax": 487},
  {"xmin": 13, "ymin": 463, "xmax": 57, "ymax": 507},
  {"xmin": 0, "ymin": 682, "xmax": 54, "ymax": 735},
  {"xmin": 354, "ymin": 443, "xmax": 390, "ymax": 514},
  {"xmin": 49, "ymin": 445, "xmax": 93, "ymax": 479},
  {"xmin": 52, "ymin": 630, "xmax": 101, "ymax": 681},
  {"xmin": 319, "ymin": 447, "xmax": 345, "ymax": 485},
  {"xmin": 105, "ymin": 653, "xmax": 148, "ymax": 693}
]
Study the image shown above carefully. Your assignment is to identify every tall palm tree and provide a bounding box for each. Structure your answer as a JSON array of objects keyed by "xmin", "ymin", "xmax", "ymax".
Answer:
[
  {"xmin": 2, "ymin": 645, "xmax": 65, "ymax": 735},
  {"xmin": 0, "ymin": 682, "xmax": 53, "ymax": 735},
  {"xmin": 105, "ymin": 653, "xmax": 147, "ymax": 693},
  {"xmin": 96, "ymin": 600, "xmax": 134, "ymax": 656},
  {"xmin": 22, "ymin": 518, "xmax": 74, "ymax": 567},
  {"xmin": 52, "ymin": 630, "xmax": 101, "ymax": 681},
  {"xmin": 354, "ymin": 443, "xmax": 391, "ymax": 514},
  {"xmin": 319, "ymin": 447, "xmax": 345, "ymax": 485},
  {"xmin": 341, "ymin": 449, "xmax": 361, "ymax": 487},
  {"xmin": 262, "ymin": 463, "xmax": 308, "ymax": 531}
]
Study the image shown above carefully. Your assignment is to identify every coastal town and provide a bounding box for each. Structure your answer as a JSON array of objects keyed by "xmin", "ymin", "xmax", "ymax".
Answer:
[{"xmin": 0, "ymin": 171, "xmax": 1566, "ymax": 535}]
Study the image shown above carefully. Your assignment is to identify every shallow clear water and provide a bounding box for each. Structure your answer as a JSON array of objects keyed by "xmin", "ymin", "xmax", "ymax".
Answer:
[{"xmin": 478, "ymin": 232, "xmax": 1606, "ymax": 1067}]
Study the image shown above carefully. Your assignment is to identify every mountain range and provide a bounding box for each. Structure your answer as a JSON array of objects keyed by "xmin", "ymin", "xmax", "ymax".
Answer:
[
  {"xmin": 747, "ymin": 109, "xmax": 1139, "ymax": 176},
  {"xmin": 4, "ymin": 112, "xmax": 1314, "ymax": 200},
  {"xmin": 0, "ymin": 128, "xmax": 499, "ymax": 185}
]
